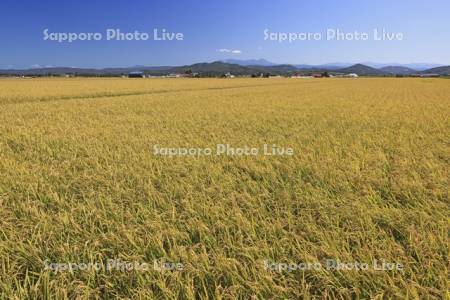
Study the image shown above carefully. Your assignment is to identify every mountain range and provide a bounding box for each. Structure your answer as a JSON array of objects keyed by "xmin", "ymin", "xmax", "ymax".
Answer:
[
  {"xmin": 1, "ymin": 61, "xmax": 449, "ymax": 76},
  {"xmin": 222, "ymin": 59, "xmax": 445, "ymax": 71}
]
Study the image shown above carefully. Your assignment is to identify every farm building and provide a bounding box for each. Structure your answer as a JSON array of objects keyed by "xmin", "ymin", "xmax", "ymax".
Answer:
[{"xmin": 128, "ymin": 71, "xmax": 145, "ymax": 78}]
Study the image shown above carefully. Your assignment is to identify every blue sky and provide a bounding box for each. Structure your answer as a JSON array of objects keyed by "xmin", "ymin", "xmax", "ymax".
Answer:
[{"xmin": 1, "ymin": 0, "xmax": 449, "ymax": 68}]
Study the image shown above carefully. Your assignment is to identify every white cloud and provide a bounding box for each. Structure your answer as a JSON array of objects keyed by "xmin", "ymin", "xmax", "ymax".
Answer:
[
  {"xmin": 30, "ymin": 64, "xmax": 42, "ymax": 68},
  {"xmin": 218, "ymin": 48, "xmax": 242, "ymax": 54}
]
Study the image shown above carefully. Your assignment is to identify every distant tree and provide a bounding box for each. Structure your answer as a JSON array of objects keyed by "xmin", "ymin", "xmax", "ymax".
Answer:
[{"xmin": 322, "ymin": 71, "xmax": 330, "ymax": 77}]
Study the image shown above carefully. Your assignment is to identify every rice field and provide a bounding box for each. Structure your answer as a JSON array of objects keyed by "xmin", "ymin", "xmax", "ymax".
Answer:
[{"xmin": 0, "ymin": 77, "xmax": 448, "ymax": 299}]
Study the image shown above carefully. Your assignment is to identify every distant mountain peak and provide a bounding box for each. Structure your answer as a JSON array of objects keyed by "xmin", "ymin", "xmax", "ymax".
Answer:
[
  {"xmin": 379, "ymin": 66, "xmax": 417, "ymax": 75},
  {"xmin": 421, "ymin": 65, "xmax": 450, "ymax": 75},
  {"xmin": 336, "ymin": 64, "xmax": 386, "ymax": 75}
]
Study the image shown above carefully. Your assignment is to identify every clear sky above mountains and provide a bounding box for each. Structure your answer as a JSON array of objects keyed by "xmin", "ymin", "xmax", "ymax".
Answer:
[{"xmin": 1, "ymin": 0, "xmax": 449, "ymax": 68}]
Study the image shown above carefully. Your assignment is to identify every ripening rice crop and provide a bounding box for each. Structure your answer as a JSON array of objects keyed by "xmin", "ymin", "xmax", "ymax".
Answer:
[{"xmin": 0, "ymin": 77, "xmax": 448, "ymax": 299}]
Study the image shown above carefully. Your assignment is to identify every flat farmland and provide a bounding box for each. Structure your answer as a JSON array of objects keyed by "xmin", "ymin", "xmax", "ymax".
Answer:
[{"xmin": 0, "ymin": 78, "xmax": 448, "ymax": 298}]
